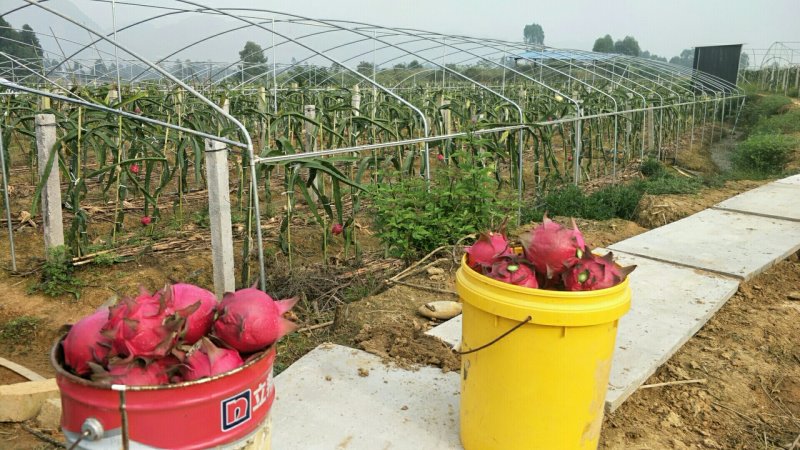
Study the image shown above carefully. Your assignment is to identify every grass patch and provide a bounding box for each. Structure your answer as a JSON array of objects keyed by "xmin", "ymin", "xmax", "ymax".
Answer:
[
  {"xmin": 731, "ymin": 134, "xmax": 798, "ymax": 175},
  {"xmin": 29, "ymin": 246, "xmax": 84, "ymax": 298},
  {"xmin": 739, "ymin": 94, "xmax": 793, "ymax": 128},
  {"xmin": 752, "ymin": 109, "xmax": 800, "ymax": 135},
  {"xmin": 522, "ymin": 158, "xmax": 716, "ymax": 223},
  {"xmin": 0, "ymin": 316, "xmax": 42, "ymax": 345}
]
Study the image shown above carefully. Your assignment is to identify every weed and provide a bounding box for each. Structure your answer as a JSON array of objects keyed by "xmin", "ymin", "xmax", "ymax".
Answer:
[
  {"xmin": 30, "ymin": 246, "xmax": 84, "ymax": 299},
  {"xmin": 369, "ymin": 151, "xmax": 515, "ymax": 261},
  {"xmin": 0, "ymin": 316, "xmax": 42, "ymax": 345},
  {"xmin": 739, "ymin": 94, "xmax": 793, "ymax": 128},
  {"xmin": 731, "ymin": 134, "xmax": 798, "ymax": 175},
  {"xmin": 753, "ymin": 109, "xmax": 800, "ymax": 135},
  {"xmin": 640, "ymin": 157, "xmax": 666, "ymax": 178},
  {"xmin": 636, "ymin": 175, "xmax": 703, "ymax": 195}
]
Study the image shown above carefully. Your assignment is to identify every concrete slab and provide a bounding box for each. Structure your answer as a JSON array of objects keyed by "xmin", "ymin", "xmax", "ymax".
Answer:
[
  {"xmin": 272, "ymin": 344, "xmax": 461, "ymax": 450},
  {"xmin": 609, "ymin": 208, "xmax": 800, "ymax": 280},
  {"xmin": 714, "ymin": 182, "xmax": 800, "ymax": 221},
  {"xmin": 776, "ymin": 174, "xmax": 800, "ymax": 185},
  {"xmin": 603, "ymin": 251, "xmax": 739, "ymax": 411},
  {"xmin": 426, "ymin": 315, "xmax": 461, "ymax": 349}
]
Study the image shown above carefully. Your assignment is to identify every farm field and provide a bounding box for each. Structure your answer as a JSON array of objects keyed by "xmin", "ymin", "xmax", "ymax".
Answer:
[{"xmin": 0, "ymin": 2, "xmax": 799, "ymax": 448}]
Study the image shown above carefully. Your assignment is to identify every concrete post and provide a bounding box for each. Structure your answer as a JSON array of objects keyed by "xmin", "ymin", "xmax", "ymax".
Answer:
[
  {"xmin": 35, "ymin": 114, "xmax": 64, "ymax": 254},
  {"xmin": 258, "ymin": 86, "xmax": 267, "ymax": 146},
  {"xmin": 351, "ymin": 93, "xmax": 361, "ymax": 117},
  {"xmin": 303, "ymin": 105, "xmax": 320, "ymax": 201},
  {"xmin": 205, "ymin": 138, "xmax": 235, "ymax": 297},
  {"xmin": 303, "ymin": 105, "xmax": 317, "ymax": 152},
  {"xmin": 646, "ymin": 107, "xmax": 655, "ymax": 153}
]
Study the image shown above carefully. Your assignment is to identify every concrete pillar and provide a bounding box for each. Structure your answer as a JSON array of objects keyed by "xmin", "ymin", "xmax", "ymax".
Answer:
[
  {"xmin": 303, "ymin": 105, "xmax": 317, "ymax": 152},
  {"xmin": 303, "ymin": 105, "xmax": 320, "ymax": 201},
  {"xmin": 205, "ymin": 138, "xmax": 235, "ymax": 297},
  {"xmin": 440, "ymin": 99, "xmax": 452, "ymax": 135},
  {"xmin": 351, "ymin": 93, "xmax": 361, "ymax": 117},
  {"xmin": 646, "ymin": 107, "xmax": 655, "ymax": 152},
  {"xmin": 35, "ymin": 114, "xmax": 64, "ymax": 254}
]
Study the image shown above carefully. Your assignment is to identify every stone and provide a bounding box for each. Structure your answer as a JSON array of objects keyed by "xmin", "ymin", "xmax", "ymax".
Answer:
[
  {"xmin": 35, "ymin": 398, "xmax": 61, "ymax": 430},
  {"xmin": 787, "ymin": 291, "xmax": 800, "ymax": 301},
  {"xmin": 417, "ymin": 301, "xmax": 462, "ymax": 320},
  {"xmin": 0, "ymin": 378, "xmax": 59, "ymax": 422}
]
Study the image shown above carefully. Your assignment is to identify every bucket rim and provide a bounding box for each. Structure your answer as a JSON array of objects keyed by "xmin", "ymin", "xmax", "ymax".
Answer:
[
  {"xmin": 50, "ymin": 334, "xmax": 275, "ymax": 391},
  {"xmin": 456, "ymin": 255, "xmax": 631, "ymax": 326},
  {"xmin": 458, "ymin": 254, "xmax": 630, "ymax": 298}
]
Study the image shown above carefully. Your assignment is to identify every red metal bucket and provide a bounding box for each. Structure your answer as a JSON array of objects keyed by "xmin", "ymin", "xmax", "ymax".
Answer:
[{"xmin": 51, "ymin": 336, "xmax": 275, "ymax": 449}]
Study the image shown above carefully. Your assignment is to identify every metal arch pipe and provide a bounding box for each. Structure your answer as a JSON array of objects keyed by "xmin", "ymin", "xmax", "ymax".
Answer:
[
  {"xmin": 0, "ymin": 78, "xmax": 246, "ymax": 148},
  {"xmin": 22, "ymin": 0, "xmax": 261, "ymax": 287},
  {"xmin": 486, "ymin": 42, "xmax": 645, "ymax": 179},
  {"xmin": 300, "ymin": 38, "xmax": 492, "ymax": 90},
  {"xmin": 419, "ymin": 36, "xmax": 587, "ymax": 184},
  {"xmin": 172, "ymin": 0, "xmax": 432, "ymax": 285}
]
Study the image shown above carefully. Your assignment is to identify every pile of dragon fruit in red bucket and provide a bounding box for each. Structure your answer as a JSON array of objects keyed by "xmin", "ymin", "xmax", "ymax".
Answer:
[
  {"xmin": 466, "ymin": 216, "xmax": 635, "ymax": 291},
  {"xmin": 60, "ymin": 283, "xmax": 296, "ymax": 386}
]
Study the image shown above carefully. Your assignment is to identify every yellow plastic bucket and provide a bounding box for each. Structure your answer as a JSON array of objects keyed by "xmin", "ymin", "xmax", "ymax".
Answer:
[{"xmin": 456, "ymin": 256, "xmax": 631, "ymax": 450}]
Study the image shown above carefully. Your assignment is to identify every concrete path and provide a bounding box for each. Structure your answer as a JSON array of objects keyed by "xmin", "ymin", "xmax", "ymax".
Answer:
[
  {"xmin": 272, "ymin": 174, "xmax": 800, "ymax": 448},
  {"xmin": 272, "ymin": 344, "xmax": 461, "ymax": 450}
]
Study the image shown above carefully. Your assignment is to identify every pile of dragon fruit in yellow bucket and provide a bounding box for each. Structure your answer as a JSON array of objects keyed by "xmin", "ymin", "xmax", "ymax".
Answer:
[
  {"xmin": 466, "ymin": 215, "xmax": 635, "ymax": 291},
  {"xmin": 60, "ymin": 283, "xmax": 297, "ymax": 385}
]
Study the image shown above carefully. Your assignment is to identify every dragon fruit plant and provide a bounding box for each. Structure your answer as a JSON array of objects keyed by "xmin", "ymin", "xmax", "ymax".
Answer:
[
  {"xmin": 465, "ymin": 215, "xmax": 635, "ymax": 291},
  {"xmin": 59, "ymin": 283, "xmax": 297, "ymax": 386}
]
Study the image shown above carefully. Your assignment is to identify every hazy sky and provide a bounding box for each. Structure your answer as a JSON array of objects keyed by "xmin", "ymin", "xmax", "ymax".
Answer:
[{"xmin": 6, "ymin": 0, "xmax": 799, "ymax": 62}]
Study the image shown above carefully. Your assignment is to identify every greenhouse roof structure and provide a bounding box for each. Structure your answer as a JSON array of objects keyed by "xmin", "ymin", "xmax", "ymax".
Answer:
[
  {"xmin": 514, "ymin": 50, "xmax": 617, "ymax": 62},
  {"xmin": 0, "ymin": 0, "xmax": 748, "ymax": 285}
]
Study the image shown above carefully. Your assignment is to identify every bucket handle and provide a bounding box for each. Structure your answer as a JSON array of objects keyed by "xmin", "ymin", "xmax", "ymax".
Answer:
[{"xmin": 458, "ymin": 315, "xmax": 532, "ymax": 355}]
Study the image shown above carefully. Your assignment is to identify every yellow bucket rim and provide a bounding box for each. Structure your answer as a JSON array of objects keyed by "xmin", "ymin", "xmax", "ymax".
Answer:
[{"xmin": 456, "ymin": 255, "xmax": 631, "ymax": 326}]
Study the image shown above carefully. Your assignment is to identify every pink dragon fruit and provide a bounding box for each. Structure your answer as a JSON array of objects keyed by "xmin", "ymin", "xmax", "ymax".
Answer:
[
  {"xmin": 102, "ymin": 289, "xmax": 183, "ymax": 359},
  {"xmin": 180, "ymin": 338, "xmax": 244, "ymax": 381},
  {"xmin": 485, "ymin": 257, "xmax": 539, "ymax": 288},
  {"xmin": 561, "ymin": 250, "xmax": 636, "ymax": 291},
  {"xmin": 165, "ymin": 283, "xmax": 217, "ymax": 344},
  {"xmin": 63, "ymin": 308, "xmax": 112, "ymax": 376},
  {"xmin": 90, "ymin": 358, "xmax": 170, "ymax": 386},
  {"xmin": 213, "ymin": 288, "xmax": 297, "ymax": 353},
  {"xmin": 519, "ymin": 215, "xmax": 586, "ymax": 279},
  {"xmin": 466, "ymin": 231, "xmax": 511, "ymax": 269}
]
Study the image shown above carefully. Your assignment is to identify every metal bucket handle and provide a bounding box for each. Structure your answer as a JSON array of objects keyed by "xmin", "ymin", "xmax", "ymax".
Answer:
[{"xmin": 458, "ymin": 315, "xmax": 532, "ymax": 355}]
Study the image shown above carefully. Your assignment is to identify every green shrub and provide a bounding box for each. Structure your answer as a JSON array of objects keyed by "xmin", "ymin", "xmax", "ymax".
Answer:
[
  {"xmin": 369, "ymin": 153, "xmax": 514, "ymax": 261},
  {"xmin": 731, "ymin": 134, "xmax": 798, "ymax": 175},
  {"xmin": 541, "ymin": 184, "xmax": 587, "ymax": 218},
  {"xmin": 640, "ymin": 157, "xmax": 666, "ymax": 178},
  {"xmin": 587, "ymin": 185, "xmax": 643, "ymax": 220},
  {"xmin": 753, "ymin": 109, "xmax": 800, "ymax": 135},
  {"xmin": 30, "ymin": 246, "xmax": 83, "ymax": 298},
  {"xmin": 739, "ymin": 95, "xmax": 793, "ymax": 128},
  {"xmin": 527, "ymin": 183, "xmax": 643, "ymax": 222}
]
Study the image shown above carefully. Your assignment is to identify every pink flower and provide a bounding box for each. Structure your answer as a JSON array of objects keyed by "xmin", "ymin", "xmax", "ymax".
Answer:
[
  {"xmin": 134, "ymin": 106, "xmax": 142, "ymax": 115},
  {"xmin": 140, "ymin": 216, "xmax": 152, "ymax": 226},
  {"xmin": 437, "ymin": 154, "xmax": 445, "ymax": 161},
  {"xmin": 331, "ymin": 223, "xmax": 343, "ymax": 235},
  {"xmin": 130, "ymin": 163, "xmax": 140, "ymax": 174}
]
